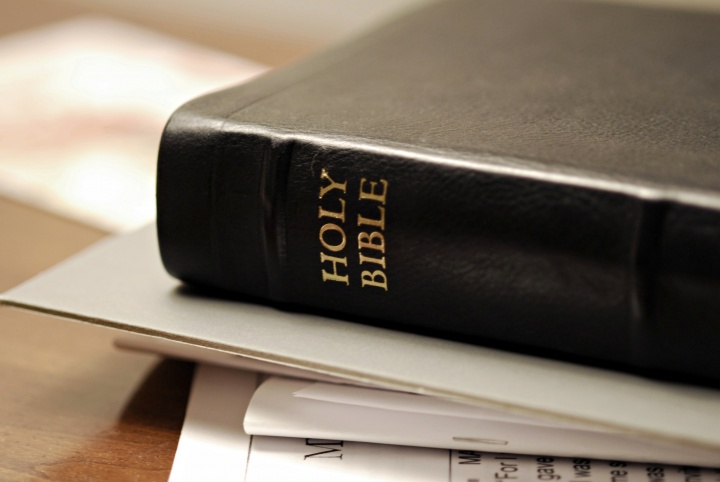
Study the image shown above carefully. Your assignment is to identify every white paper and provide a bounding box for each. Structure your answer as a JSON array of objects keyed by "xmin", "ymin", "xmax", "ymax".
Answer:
[
  {"xmin": 115, "ymin": 333, "xmax": 358, "ymax": 385},
  {"xmin": 292, "ymin": 380, "xmax": 591, "ymax": 428},
  {"xmin": 171, "ymin": 364, "xmax": 720, "ymax": 481},
  {"xmin": 169, "ymin": 365, "xmax": 259, "ymax": 482},
  {"xmin": 243, "ymin": 376, "xmax": 720, "ymax": 466}
]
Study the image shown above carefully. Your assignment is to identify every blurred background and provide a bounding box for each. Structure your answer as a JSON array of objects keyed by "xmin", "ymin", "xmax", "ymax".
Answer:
[
  {"xmin": 57, "ymin": 0, "xmax": 720, "ymax": 58},
  {"xmin": 57, "ymin": 0, "xmax": 720, "ymax": 61},
  {"xmin": 0, "ymin": 0, "xmax": 719, "ymax": 233}
]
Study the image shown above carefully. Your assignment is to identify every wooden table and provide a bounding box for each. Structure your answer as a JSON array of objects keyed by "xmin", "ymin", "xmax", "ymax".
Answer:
[
  {"xmin": 0, "ymin": 1, "xmax": 317, "ymax": 479},
  {"xmin": 0, "ymin": 197, "xmax": 193, "ymax": 480}
]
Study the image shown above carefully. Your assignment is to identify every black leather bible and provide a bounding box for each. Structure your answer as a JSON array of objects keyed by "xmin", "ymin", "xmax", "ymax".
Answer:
[{"xmin": 157, "ymin": 0, "xmax": 720, "ymax": 382}]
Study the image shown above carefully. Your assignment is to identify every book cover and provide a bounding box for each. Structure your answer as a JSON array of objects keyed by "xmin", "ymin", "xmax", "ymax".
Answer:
[{"xmin": 157, "ymin": 0, "xmax": 720, "ymax": 381}]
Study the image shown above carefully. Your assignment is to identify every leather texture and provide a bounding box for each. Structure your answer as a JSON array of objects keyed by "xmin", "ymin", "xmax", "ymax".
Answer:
[{"xmin": 157, "ymin": 0, "xmax": 720, "ymax": 382}]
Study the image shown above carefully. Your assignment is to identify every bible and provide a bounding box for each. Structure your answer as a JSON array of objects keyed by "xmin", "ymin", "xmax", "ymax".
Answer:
[{"xmin": 157, "ymin": 0, "xmax": 720, "ymax": 382}]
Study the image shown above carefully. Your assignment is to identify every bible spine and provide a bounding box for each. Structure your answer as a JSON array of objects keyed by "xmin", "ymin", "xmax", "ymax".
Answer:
[{"xmin": 157, "ymin": 105, "xmax": 720, "ymax": 382}]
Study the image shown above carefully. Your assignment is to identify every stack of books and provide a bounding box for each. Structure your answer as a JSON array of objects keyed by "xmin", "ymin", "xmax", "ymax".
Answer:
[{"xmin": 3, "ymin": 0, "xmax": 720, "ymax": 477}]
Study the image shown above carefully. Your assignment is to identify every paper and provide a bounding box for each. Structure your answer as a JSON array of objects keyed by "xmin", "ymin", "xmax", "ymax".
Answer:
[
  {"xmin": 116, "ymin": 333, "xmax": 354, "ymax": 384},
  {"xmin": 170, "ymin": 365, "xmax": 259, "ymax": 482},
  {"xmin": 243, "ymin": 376, "xmax": 720, "ymax": 466},
  {"xmin": 170, "ymin": 364, "xmax": 720, "ymax": 481},
  {"xmin": 0, "ymin": 17, "xmax": 267, "ymax": 231},
  {"xmin": 291, "ymin": 379, "xmax": 590, "ymax": 428}
]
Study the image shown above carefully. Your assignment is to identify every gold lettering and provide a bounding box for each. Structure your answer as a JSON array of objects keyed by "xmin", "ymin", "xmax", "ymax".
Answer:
[
  {"xmin": 359, "ymin": 178, "xmax": 388, "ymax": 204},
  {"xmin": 358, "ymin": 231, "xmax": 385, "ymax": 252},
  {"xmin": 318, "ymin": 170, "xmax": 390, "ymax": 292},
  {"xmin": 359, "ymin": 253, "xmax": 386, "ymax": 268},
  {"xmin": 361, "ymin": 270, "xmax": 388, "ymax": 290},
  {"xmin": 357, "ymin": 206, "xmax": 385, "ymax": 229},
  {"xmin": 320, "ymin": 253, "xmax": 349, "ymax": 285},
  {"xmin": 319, "ymin": 198, "xmax": 346, "ymax": 222},
  {"xmin": 319, "ymin": 169, "xmax": 347, "ymax": 199},
  {"xmin": 319, "ymin": 223, "xmax": 346, "ymax": 252}
]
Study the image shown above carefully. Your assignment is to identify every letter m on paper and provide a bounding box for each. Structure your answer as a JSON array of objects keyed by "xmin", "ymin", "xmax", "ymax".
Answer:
[{"xmin": 304, "ymin": 439, "xmax": 344, "ymax": 460}]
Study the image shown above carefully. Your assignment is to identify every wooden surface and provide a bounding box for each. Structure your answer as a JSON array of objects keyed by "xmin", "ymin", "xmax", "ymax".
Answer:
[
  {"xmin": 0, "ymin": 0, "xmax": 318, "ymax": 479},
  {"xmin": 0, "ymin": 197, "xmax": 195, "ymax": 481},
  {"xmin": 0, "ymin": 1, "xmax": 189, "ymax": 479}
]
